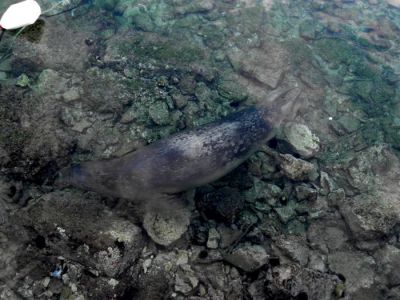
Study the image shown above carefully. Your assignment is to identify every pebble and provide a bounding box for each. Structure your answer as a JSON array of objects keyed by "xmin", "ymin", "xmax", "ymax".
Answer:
[
  {"xmin": 42, "ymin": 277, "xmax": 51, "ymax": 288},
  {"xmin": 283, "ymin": 122, "xmax": 320, "ymax": 158},
  {"xmin": 278, "ymin": 154, "xmax": 318, "ymax": 181},
  {"xmin": 143, "ymin": 208, "xmax": 191, "ymax": 246},
  {"xmin": 207, "ymin": 227, "xmax": 220, "ymax": 249},
  {"xmin": 62, "ymin": 88, "xmax": 81, "ymax": 102},
  {"xmin": 224, "ymin": 244, "xmax": 269, "ymax": 272},
  {"xmin": 148, "ymin": 101, "xmax": 170, "ymax": 126}
]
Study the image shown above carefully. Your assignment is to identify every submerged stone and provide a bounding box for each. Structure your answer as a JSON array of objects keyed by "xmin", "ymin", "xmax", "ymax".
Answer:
[
  {"xmin": 15, "ymin": 73, "xmax": 30, "ymax": 87},
  {"xmin": 20, "ymin": 190, "xmax": 144, "ymax": 277},
  {"xmin": 337, "ymin": 114, "xmax": 361, "ymax": 133},
  {"xmin": 217, "ymin": 76, "xmax": 248, "ymax": 102},
  {"xmin": 314, "ymin": 38, "xmax": 359, "ymax": 67},
  {"xmin": 299, "ymin": 20, "xmax": 317, "ymax": 40},
  {"xmin": 224, "ymin": 244, "xmax": 269, "ymax": 272},
  {"xmin": 148, "ymin": 101, "xmax": 170, "ymax": 126},
  {"xmin": 278, "ymin": 154, "xmax": 318, "ymax": 181},
  {"xmin": 283, "ymin": 122, "xmax": 320, "ymax": 158},
  {"xmin": 143, "ymin": 207, "xmax": 191, "ymax": 246},
  {"xmin": 274, "ymin": 202, "xmax": 296, "ymax": 224}
]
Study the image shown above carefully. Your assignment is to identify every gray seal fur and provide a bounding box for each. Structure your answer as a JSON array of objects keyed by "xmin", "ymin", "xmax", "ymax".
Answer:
[{"xmin": 57, "ymin": 87, "xmax": 301, "ymax": 208}]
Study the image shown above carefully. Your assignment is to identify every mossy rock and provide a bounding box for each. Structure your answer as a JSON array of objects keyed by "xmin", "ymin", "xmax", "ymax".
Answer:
[
  {"xmin": 361, "ymin": 122, "xmax": 385, "ymax": 146},
  {"xmin": 148, "ymin": 101, "xmax": 170, "ymax": 126},
  {"xmin": 202, "ymin": 24, "xmax": 226, "ymax": 49},
  {"xmin": 299, "ymin": 19, "xmax": 317, "ymax": 40},
  {"xmin": 350, "ymin": 80, "xmax": 373, "ymax": 101},
  {"xmin": 382, "ymin": 118, "xmax": 400, "ymax": 148},
  {"xmin": 285, "ymin": 39, "xmax": 313, "ymax": 66},
  {"xmin": 17, "ymin": 19, "xmax": 45, "ymax": 43},
  {"xmin": 370, "ymin": 80, "xmax": 396, "ymax": 104},
  {"xmin": 314, "ymin": 38, "xmax": 360, "ymax": 67},
  {"xmin": 217, "ymin": 79, "xmax": 248, "ymax": 102},
  {"xmin": 349, "ymin": 59, "xmax": 378, "ymax": 79}
]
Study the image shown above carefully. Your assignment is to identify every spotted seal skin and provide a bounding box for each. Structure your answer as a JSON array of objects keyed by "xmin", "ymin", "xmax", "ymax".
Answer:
[{"xmin": 57, "ymin": 87, "xmax": 301, "ymax": 206}]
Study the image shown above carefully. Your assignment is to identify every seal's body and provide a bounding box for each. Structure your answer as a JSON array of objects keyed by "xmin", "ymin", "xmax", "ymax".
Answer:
[{"xmin": 58, "ymin": 88, "xmax": 300, "ymax": 203}]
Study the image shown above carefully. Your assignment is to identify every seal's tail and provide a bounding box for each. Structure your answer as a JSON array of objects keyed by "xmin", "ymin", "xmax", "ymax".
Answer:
[{"xmin": 257, "ymin": 86, "xmax": 302, "ymax": 127}]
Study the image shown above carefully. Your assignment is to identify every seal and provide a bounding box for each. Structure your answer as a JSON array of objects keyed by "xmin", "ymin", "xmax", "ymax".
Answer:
[{"xmin": 57, "ymin": 87, "xmax": 301, "ymax": 209}]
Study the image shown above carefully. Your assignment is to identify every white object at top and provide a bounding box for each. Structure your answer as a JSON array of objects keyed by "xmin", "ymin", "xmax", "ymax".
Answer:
[{"xmin": 0, "ymin": 0, "xmax": 42, "ymax": 30}]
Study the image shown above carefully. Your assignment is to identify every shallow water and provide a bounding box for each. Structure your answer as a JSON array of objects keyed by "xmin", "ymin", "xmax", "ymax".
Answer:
[{"xmin": 0, "ymin": 0, "xmax": 399, "ymax": 299}]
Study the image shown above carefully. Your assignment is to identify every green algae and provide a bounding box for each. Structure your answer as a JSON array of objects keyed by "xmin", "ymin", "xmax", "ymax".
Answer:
[
  {"xmin": 314, "ymin": 38, "xmax": 359, "ymax": 67},
  {"xmin": 16, "ymin": 74, "xmax": 31, "ymax": 88},
  {"xmin": 217, "ymin": 78, "xmax": 248, "ymax": 103},
  {"xmin": 15, "ymin": 19, "xmax": 45, "ymax": 43},
  {"xmin": 148, "ymin": 101, "xmax": 170, "ymax": 126},
  {"xmin": 119, "ymin": 33, "xmax": 205, "ymax": 65}
]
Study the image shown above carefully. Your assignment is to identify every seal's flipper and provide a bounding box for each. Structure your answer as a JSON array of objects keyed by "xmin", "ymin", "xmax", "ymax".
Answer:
[{"xmin": 258, "ymin": 87, "xmax": 302, "ymax": 127}]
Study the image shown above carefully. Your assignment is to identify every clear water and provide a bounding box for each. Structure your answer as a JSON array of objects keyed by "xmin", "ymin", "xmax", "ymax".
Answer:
[{"xmin": 0, "ymin": 0, "xmax": 399, "ymax": 299}]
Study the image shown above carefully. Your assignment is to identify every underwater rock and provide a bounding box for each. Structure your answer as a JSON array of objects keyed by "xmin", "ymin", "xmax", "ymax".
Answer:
[
  {"xmin": 217, "ymin": 224, "xmax": 242, "ymax": 249},
  {"xmin": 337, "ymin": 146, "xmax": 400, "ymax": 240},
  {"xmin": 206, "ymin": 227, "xmax": 220, "ymax": 249},
  {"xmin": 328, "ymin": 251, "xmax": 376, "ymax": 294},
  {"xmin": 36, "ymin": 69, "xmax": 69, "ymax": 95},
  {"xmin": 266, "ymin": 264, "xmax": 340, "ymax": 300},
  {"xmin": 148, "ymin": 101, "xmax": 171, "ymax": 126},
  {"xmin": 274, "ymin": 202, "xmax": 297, "ymax": 224},
  {"xmin": 171, "ymin": 91, "xmax": 189, "ymax": 109},
  {"xmin": 374, "ymin": 245, "xmax": 400, "ymax": 287},
  {"xmin": 194, "ymin": 82, "xmax": 213, "ymax": 103},
  {"xmin": 283, "ymin": 122, "xmax": 320, "ymax": 158},
  {"xmin": 217, "ymin": 77, "xmax": 248, "ymax": 102},
  {"xmin": 20, "ymin": 190, "xmax": 144, "ymax": 277},
  {"xmin": 15, "ymin": 73, "xmax": 30, "ymax": 87},
  {"xmin": 336, "ymin": 113, "xmax": 361, "ymax": 133},
  {"xmin": 340, "ymin": 193, "xmax": 400, "ymax": 241},
  {"xmin": 83, "ymin": 67, "xmax": 133, "ymax": 114},
  {"xmin": 272, "ymin": 236, "xmax": 309, "ymax": 267},
  {"xmin": 227, "ymin": 46, "xmax": 288, "ymax": 89},
  {"xmin": 245, "ymin": 178, "xmax": 282, "ymax": 207},
  {"xmin": 224, "ymin": 244, "xmax": 269, "ymax": 272},
  {"xmin": 313, "ymin": 38, "xmax": 357, "ymax": 68},
  {"xmin": 174, "ymin": 267, "xmax": 199, "ymax": 295},
  {"xmin": 307, "ymin": 219, "xmax": 350, "ymax": 253},
  {"xmin": 143, "ymin": 206, "xmax": 191, "ymax": 246},
  {"xmin": 295, "ymin": 184, "xmax": 317, "ymax": 201},
  {"xmin": 278, "ymin": 154, "xmax": 318, "ymax": 181},
  {"xmin": 120, "ymin": 107, "xmax": 137, "ymax": 124},
  {"xmin": 299, "ymin": 20, "xmax": 317, "ymax": 40},
  {"xmin": 196, "ymin": 187, "xmax": 245, "ymax": 223},
  {"xmin": 124, "ymin": 7, "xmax": 155, "ymax": 32},
  {"xmin": 13, "ymin": 18, "xmax": 90, "ymax": 72},
  {"xmin": 191, "ymin": 259, "xmax": 243, "ymax": 299},
  {"xmin": 175, "ymin": 0, "xmax": 214, "ymax": 15},
  {"xmin": 308, "ymin": 252, "xmax": 327, "ymax": 273},
  {"xmin": 60, "ymin": 106, "xmax": 93, "ymax": 133},
  {"xmin": 179, "ymin": 76, "xmax": 197, "ymax": 95}
]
